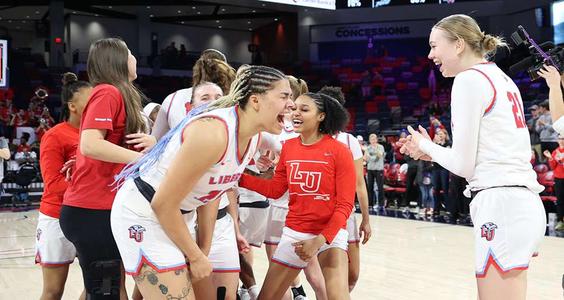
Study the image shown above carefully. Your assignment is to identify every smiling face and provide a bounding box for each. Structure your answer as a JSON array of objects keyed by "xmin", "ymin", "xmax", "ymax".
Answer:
[
  {"xmin": 192, "ymin": 83, "xmax": 223, "ymax": 108},
  {"xmin": 291, "ymin": 95, "xmax": 324, "ymax": 135},
  {"xmin": 428, "ymin": 27, "xmax": 465, "ymax": 78},
  {"xmin": 251, "ymin": 79, "xmax": 293, "ymax": 135}
]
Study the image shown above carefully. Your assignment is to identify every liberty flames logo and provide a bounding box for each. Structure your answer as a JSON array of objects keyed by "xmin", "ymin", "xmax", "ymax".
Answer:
[
  {"xmin": 128, "ymin": 225, "xmax": 146, "ymax": 243},
  {"xmin": 480, "ymin": 222, "xmax": 498, "ymax": 241}
]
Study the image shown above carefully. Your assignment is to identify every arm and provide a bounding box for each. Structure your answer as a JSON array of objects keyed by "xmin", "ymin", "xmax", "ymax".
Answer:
[
  {"xmin": 354, "ymin": 158, "xmax": 372, "ymax": 244},
  {"xmin": 538, "ymin": 65, "xmax": 564, "ymax": 122},
  {"xmin": 239, "ymin": 148, "xmax": 288, "ymax": 199},
  {"xmin": 151, "ymin": 102, "xmax": 171, "ymax": 140},
  {"xmin": 39, "ymin": 134, "xmax": 68, "ymax": 195},
  {"xmin": 226, "ymin": 188, "xmax": 250, "ymax": 253},
  {"xmin": 548, "ymin": 151, "xmax": 557, "ymax": 170},
  {"xmin": 196, "ymin": 197, "xmax": 220, "ymax": 255},
  {"xmin": 150, "ymin": 118, "xmax": 227, "ymax": 274},
  {"xmin": 259, "ymin": 132, "xmax": 282, "ymax": 154},
  {"xmin": 80, "ymin": 129, "xmax": 141, "ymax": 164},
  {"xmin": 320, "ymin": 148, "xmax": 356, "ymax": 244},
  {"xmin": 418, "ymin": 71, "xmax": 487, "ymax": 179}
]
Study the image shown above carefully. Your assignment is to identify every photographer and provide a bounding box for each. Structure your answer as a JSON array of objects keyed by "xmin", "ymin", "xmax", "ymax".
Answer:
[{"xmin": 538, "ymin": 65, "xmax": 564, "ymax": 135}]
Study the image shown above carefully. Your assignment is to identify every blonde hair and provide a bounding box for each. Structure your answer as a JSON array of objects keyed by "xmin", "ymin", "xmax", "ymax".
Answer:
[
  {"xmin": 192, "ymin": 58, "xmax": 236, "ymax": 94},
  {"xmin": 434, "ymin": 14, "xmax": 506, "ymax": 58},
  {"xmin": 286, "ymin": 76, "xmax": 308, "ymax": 100}
]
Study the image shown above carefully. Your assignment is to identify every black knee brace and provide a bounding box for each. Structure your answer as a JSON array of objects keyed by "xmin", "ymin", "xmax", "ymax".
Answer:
[{"xmin": 85, "ymin": 259, "xmax": 122, "ymax": 300}]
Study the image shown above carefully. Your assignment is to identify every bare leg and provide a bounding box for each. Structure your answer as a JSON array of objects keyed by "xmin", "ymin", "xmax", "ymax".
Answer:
[
  {"xmin": 40, "ymin": 265, "xmax": 70, "ymax": 300},
  {"xmin": 265, "ymin": 244, "xmax": 293, "ymax": 300},
  {"xmin": 347, "ymin": 242, "xmax": 360, "ymax": 292},
  {"xmin": 318, "ymin": 249, "xmax": 350, "ymax": 300},
  {"xmin": 477, "ymin": 268, "xmax": 527, "ymax": 300},
  {"xmin": 304, "ymin": 256, "xmax": 327, "ymax": 300},
  {"xmin": 133, "ymin": 264, "xmax": 194, "ymax": 300},
  {"xmin": 211, "ymin": 272, "xmax": 239, "ymax": 300},
  {"xmin": 258, "ymin": 262, "xmax": 301, "ymax": 300}
]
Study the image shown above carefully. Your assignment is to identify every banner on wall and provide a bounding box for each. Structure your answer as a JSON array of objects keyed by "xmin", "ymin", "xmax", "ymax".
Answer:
[
  {"xmin": 259, "ymin": 0, "xmax": 335, "ymax": 10},
  {"xmin": 0, "ymin": 40, "xmax": 7, "ymax": 88},
  {"xmin": 310, "ymin": 20, "xmax": 435, "ymax": 42}
]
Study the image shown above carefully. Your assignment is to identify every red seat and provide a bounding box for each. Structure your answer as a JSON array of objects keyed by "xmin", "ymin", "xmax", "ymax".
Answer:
[{"xmin": 540, "ymin": 196, "xmax": 557, "ymax": 203}]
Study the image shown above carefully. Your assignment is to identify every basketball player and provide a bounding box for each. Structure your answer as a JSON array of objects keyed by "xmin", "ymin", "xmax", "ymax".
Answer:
[
  {"xmin": 110, "ymin": 66, "xmax": 293, "ymax": 300},
  {"xmin": 240, "ymin": 92, "xmax": 355, "ymax": 300},
  {"xmin": 36, "ymin": 72, "xmax": 91, "ymax": 300},
  {"xmin": 59, "ymin": 38, "xmax": 156, "ymax": 300},
  {"xmin": 400, "ymin": 14, "xmax": 546, "ymax": 300},
  {"xmin": 151, "ymin": 49, "xmax": 234, "ymax": 139},
  {"xmin": 319, "ymin": 86, "xmax": 372, "ymax": 292}
]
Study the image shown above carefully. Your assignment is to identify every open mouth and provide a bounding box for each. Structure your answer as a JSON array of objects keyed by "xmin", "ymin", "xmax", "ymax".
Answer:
[
  {"xmin": 292, "ymin": 119, "xmax": 303, "ymax": 127},
  {"xmin": 277, "ymin": 113, "xmax": 285, "ymax": 127}
]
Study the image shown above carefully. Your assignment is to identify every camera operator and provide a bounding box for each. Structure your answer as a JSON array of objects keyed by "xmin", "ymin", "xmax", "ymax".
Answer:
[{"xmin": 538, "ymin": 65, "xmax": 564, "ymax": 135}]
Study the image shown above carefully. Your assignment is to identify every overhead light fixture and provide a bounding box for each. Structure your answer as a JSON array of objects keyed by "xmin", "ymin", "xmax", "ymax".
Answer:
[
  {"xmin": 218, "ymin": 25, "xmax": 222, "ymax": 29},
  {"xmin": 252, "ymin": 10, "xmax": 256, "ymax": 13},
  {"xmin": 72, "ymin": 11, "xmax": 77, "ymax": 14},
  {"xmin": 181, "ymin": 21, "xmax": 185, "ymax": 24},
  {"xmin": 95, "ymin": 14, "xmax": 99, "ymax": 17},
  {"xmin": 248, "ymin": 28, "xmax": 252, "ymax": 31},
  {"xmin": 22, "ymin": 20, "xmax": 26, "ymax": 23},
  {"xmin": 247, "ymin": 21, "xmax": 251, "ymax": 24},
  {"xmin": 26, "ymin": 15, "xmax": 30, "ymax": 18},
  {"xmin": 197, "ymin": 11, "xmax": 201, "ymax": 15},
  {"xmin": 262, "ymin": 3, "xmax": 266, "ymax": 6},
  {"xmin": 177, "ymin": 10, "xmax": 182, "ymax": 14},
  {"xmin": 108, "ymin": 6, "xmax": 112, "ymax": 9},
  {"xmin": 146, "ymin": 6, "xmax": 151, "ymax": 9},
  {"xmin": 149, "ymin": 14, "xmax": 154, "ymax": 17},
  {"xmin": 221, "ymin": 8, "xmax": 226, "ymax": 12},
  {"xmin": 274, "ymin": 18, "xmax": 278, "ymax": 21},
  {"xmin": 8, "ymin": 20, "xmax": 12, "ymax": 23},
  {"xmin": 192, "ymin": 6, "xmax": 196, "ymax": 10},
  {"xmin": 216, "ymin": 20, "xmax": 220, "ymax": 23},
  {"xmin": 35, "ymin": 11, "xmax": 40, "ymax": 14}
]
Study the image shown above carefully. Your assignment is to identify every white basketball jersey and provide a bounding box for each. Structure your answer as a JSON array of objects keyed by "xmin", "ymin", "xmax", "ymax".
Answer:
[
  {"xmin": 271, "ymin": 120, "xmax": 299, "ymax": 208},
  {"xmin": 334, "ymin": 131, "xmax": 363, "ymax": 161},
  {"xmin": 238, "ymin": 151, "xmax": 268, "ymax": 204},
  {"xmin": 162, "ymin": 88, "xmax": 193, "ymax": 129},
  {"xmin": 141, "ymin": 106, "xmax": 261, "ymax": 211},
  {"xmin": 465, "ymin": 63, "xmax": 543, "ymax": 193}
]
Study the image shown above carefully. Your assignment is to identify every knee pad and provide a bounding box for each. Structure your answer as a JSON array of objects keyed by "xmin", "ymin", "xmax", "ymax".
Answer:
[{"xmin": 85, "ymin": 259, "xmax": 121, "ymax": 300}]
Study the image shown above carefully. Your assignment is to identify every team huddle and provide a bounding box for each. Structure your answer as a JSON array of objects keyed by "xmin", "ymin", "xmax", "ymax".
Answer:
[{"xmin": 34, "ymin": 14, "xmax": 547, "ymax": 300}]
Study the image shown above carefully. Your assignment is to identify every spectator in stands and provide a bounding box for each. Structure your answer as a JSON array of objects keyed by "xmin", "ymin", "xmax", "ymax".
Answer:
[
  {"xmin": 365, "ymin": 133, "xmax": 385, "ymax": 210},
  {"xmin": 535, "ymin": 100, "xmax": 558, "ymax": 154},
  {"xmin": 0, "ymin": 135, "xmax": 10, "ymax": 187},
  {"xmin": 416, "ymin": 160, "xmax": 434, "ymax": 218},
  {"xmin": 10, "ymin": 109, "xmax": 30, "ymax": 128},
  {"xmin": 15, "ymin": 132, "xmax": 37, "ymax": 166},
  {"xmin": 361, "ymin": 70, "xmax": 372, "ymax": 98},
  {"xmin": 543, "ymin": 136, "xmax": 564, "ymax": 232},
  {"xmin": 431, "ymin": 128, "xmax": 450, "ymax": 216},
  {"xmin": 528, "ymin": 105, "xmax": 542, "ymax": 161},
  {"xmin": 404, "ymin": 154, "xmax": 419, "ymax": 208}
]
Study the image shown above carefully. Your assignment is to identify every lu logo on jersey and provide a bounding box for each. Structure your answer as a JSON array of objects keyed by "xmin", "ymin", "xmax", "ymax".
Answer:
[
  {"xmin": 289, "ymin": 162, "xmax": 322, "ymax": 193},
  {"xmin": 480, "ymin": 222, "xmax": 498, "ymax": 241},
  {"xmin": 128, "ymin": 225, "xmax": 146, "ymax": 243}
]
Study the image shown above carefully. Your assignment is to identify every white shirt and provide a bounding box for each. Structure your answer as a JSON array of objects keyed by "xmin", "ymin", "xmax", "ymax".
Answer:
[
  {"xmin": 152, "ymin": 88, "xmax": 193, "ymax": 139},
  {"xmin": 553, "ymin": 116, "xmax": 564, "ymax": 136},
  {"xmin": 419, "ymin": 63, "xmax": 543, "ymax": 196}
]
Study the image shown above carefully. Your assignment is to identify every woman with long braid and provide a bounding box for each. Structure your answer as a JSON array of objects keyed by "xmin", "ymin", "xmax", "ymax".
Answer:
[{"xmin": 110, "ymin": 65, "xmax": 293, "ymax": 300}]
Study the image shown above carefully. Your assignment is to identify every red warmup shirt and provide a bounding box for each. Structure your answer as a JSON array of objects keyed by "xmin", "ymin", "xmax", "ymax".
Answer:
[
  {"xmin": 549, "ymin": 147, "xmax": 564, "ymax": 179},
  {"xmin": 240, "ymin": 135, "xmax": 356, "ymax": 243},
  {"xmin": 63, "ymin": 84, "xmax": 127, "ymax": 210},
  {"xmin": 39, "ymin": 122, "xmax": 79, "ymax": 218}
]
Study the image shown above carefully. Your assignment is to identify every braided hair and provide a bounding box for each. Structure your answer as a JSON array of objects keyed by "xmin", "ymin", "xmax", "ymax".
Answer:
[{"xmin": 115, "ymin": 65, "xmax": 286, "ymax": 184}]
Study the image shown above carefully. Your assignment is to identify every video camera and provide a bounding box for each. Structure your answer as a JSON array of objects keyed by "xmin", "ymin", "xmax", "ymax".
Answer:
[{"xmin": 507, "ymin": 26, "xmax": 563, "ymax": 81}]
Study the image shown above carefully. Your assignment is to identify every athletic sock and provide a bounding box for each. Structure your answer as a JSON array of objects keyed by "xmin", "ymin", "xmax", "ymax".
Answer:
[
  {"xmin": 291, "ymin": 284, "xmax": 306, "ymax": 298},
  {"xmin": 248, "ymin": 285, "xmax": 260, "ymax": 300}
]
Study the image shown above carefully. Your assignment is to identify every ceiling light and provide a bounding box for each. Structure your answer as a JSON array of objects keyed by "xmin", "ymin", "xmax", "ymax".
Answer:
[
  {"xmin": 216, "ymin": 20, "xmax": 220, "ymax": 23},
  {"xmin": 221, "ymin": 8, "xmax": 226, "ymax": 12},
  {"xmin": 274, "ymin": 18, "xmax": 278, "ymax": 21},
  {"xmin": 218, "ymin": 25, "xmax": 222, "ymax": 29},
  {"xmin": 22, "ymin": 20, "xmax": 26, "ymax": 23},
  {"xmin": 95, "ymin": 14, "xmax": 99, "ymax": 17},
  {"xmin": 146, "ymin": 6, "xmax": 151, "ymax": 9},
  {"xmin": 26, "ymin": 15, "xmax": 30, "ymax": 18},
  {"xmin": 248, "ymin": 28, "xmax": 252, "ymax": 31},
  {"xmin": 247, "ymin": 21, "xmax": 251, "ymax": 24},
  {"xmin": 108, "ymin": 6, "xmax": 112, "ymax": 9},
  {"xmin": 35, "ymin": 11, "xmax": 40, "ymax": 14},
  {"xmin": 192, "ymin": 6, "xmax": 196, "ymax": 10},
  {"xmin": 149, "ymin": 14, "xmax": 154, "ymax": 17},
  {"xmin": 197, "ymin": 11, "xmax": 201, "ymax": 15},
  {"xmin": 72, "ymin": 11, "xmax": 77, "ymax": 14},
  {"xmin": 181, "ymin": 21, "xmax": 185, "ymax": 24},
  {"xmin": 252, "ymin": 10, "xmax": 256, "ymax": 13}
]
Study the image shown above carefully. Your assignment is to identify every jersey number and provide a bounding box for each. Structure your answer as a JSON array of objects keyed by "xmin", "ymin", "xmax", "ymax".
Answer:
[{"xmin": 507, "ymin": 92, "xmax": 525, "ymax": 128}]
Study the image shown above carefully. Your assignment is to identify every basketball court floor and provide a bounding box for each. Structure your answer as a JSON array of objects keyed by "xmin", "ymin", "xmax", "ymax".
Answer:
[{"xmin": 0, "ymin": 211, "xmax": 562, "ymax": 299}]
